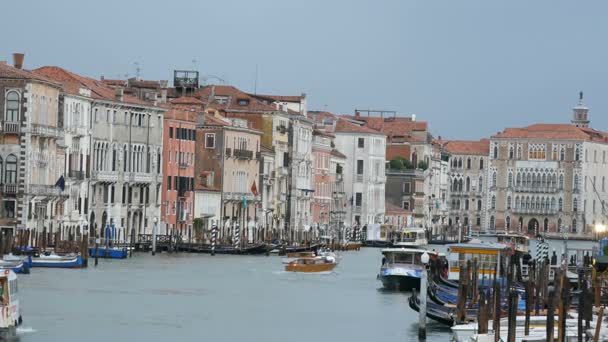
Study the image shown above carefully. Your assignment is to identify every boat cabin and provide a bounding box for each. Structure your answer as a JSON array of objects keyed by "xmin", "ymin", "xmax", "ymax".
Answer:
[
  {"xmin": 0, "ymin": 270, "xmax": 19, "ymax": 329},
  {"xmin": 496, "ymin": 233, "xmax": 530, "ymax": 254},
  {"xmin": 381, "ymin": 248, "xmax": 439, "ymax": 268},
  {"xmin": 364, "ymin": 224, "xmax": 395, "ymax": 244},
  {"xmin": 446, "ymin": 241, "xmax": 509, "ymax": 281},
  {"xmin": 393, "ymin": 228, "xmax": 428, "ymax": 247}
]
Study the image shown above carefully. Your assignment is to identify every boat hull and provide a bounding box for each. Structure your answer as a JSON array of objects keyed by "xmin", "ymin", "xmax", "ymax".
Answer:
[
  {"xmin": 362, "ymin": 240, "xmax": 392, "ymax": 248},
  {"xmin": 88, "ymin": 247, "xmax": 128, "ymax": 259},
  {"xmin": 32, "ymin": 255, "xmax": 83, "ymax": 268},
  {"xmin": 379, "ymin": 274, "xmax": 421, "ymax": 291},
  {"xmin": 285, "ymin": 263, "xmax": 337, "ymax": 273},
  {"xmin": 192, "ymin": 244, "xmax": 269, "ymax": 255}
]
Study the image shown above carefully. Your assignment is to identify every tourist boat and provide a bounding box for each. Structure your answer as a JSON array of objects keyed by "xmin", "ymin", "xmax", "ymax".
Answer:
[
  {"xmin": 362, "ymin": 224, "xmax": 394, "ymax": 247},
  {"xmin": 284, "ymin": 256, "xmax": 337, "ymax": 273},
  {"xmin": 446, "ymin": 240, "xmax": 509, "ymax": 281},
  {"xmin": 88, "ymin": 246, "xmax": 128, "ymax": 259},
  {"xmin": 392, "ymin": 227, "xmax": 428, "ymax": 248},
  {"xmin": 0, "ymin": 270, "xmax": 22, "ymax": 339},
  {"xmin": 31, "ymin": 253, "xmax": 83, "ymax": 268},
  {"xmin": 282, "ymin": 251, "xmax": 316, "ymax": 264},
  {"xmin": 378, "ymin": 248, "xmax": 440, "ymax": 291},
  {"xmin": 496, "ymin": 233, "xmax": 530, "ymax": 254}
]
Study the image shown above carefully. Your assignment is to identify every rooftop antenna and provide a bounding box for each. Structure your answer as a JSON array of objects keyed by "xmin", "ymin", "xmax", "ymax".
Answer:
[
  {"xmin": 579, "ymin": 91, "xmax": 584, "ymax": 104},
  {"xmin": 253, "ymin": 64, "xmax": 258, "ymax": 94},
  {"xmin": 134, "ymin": 62, "xmax": 141, "ymax": 79}
]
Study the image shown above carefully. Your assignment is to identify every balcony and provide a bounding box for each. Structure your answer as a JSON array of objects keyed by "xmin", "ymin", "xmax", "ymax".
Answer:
[
  {"xmin": 353, "ymin": 206, "xmax": 362, "ymax": 214},
  {"xmin": 2, "ymin": 184, "xmax": 17, "ymax": 195},
  {"xmin": 511, "ymin": 207, "xmax": 558, "ymax": 215},
  {"xmin": 68, "ymin": 170, "xmax": 85, "ymax": 180},
  {"xmin": 355, "ymin": 174, "xmax": 364, "ymax": 182},
  {"xmin": 30, "ymin": 123, "xmax": 63, "ymax": 139},
  {"xmin": 234, "ymin": 149, "xmax": 253, "ymax": 160},
  {"xmin": 179, "ymin": 162, "xmax": 189, "ymax": 169},
  {"xmin": 3, "ymin": 122, "xmax": 19, "ymax": 134},
  {"xmin": 28, "ymin": 184, "xmax": 67, "ymax": 197},
  {"xmin": 512, "ymin": 186, "xmax": 558, "ymax": 194},
  {"xmin": 130, "ymin": 173, "xmax": 153, "ymax": 183},
  {"xmin": 91, "ymin": 170, "xmax": 119, "ymax": 182},
  {"xmin": 223, "ymin": 192, "xmax": 259, "ymax": 202}
]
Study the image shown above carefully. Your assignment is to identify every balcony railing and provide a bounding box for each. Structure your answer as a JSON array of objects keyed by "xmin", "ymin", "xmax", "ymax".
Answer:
[
  {"xmin": 234, "ymin": 149, "xmax": 253, "ymax": 160},
  {"xmin": 511, "ymin": 207, "xmax": 558, "ymax": 215},
  {"xmin": 2, "ymin": 184, "xmax": 17, "ymax": 195},
  {"xmin": 30, "ymin": 123, "xmax": 63, "ymax": 139},
  {"xmin": 353, "ymin": 206, "xmax": 362, "ymax": 213},
  {"xmin": 68, "ymin": 170, "xmax": 85, "ymax": 180},
  {"xmin": 512, "ymin": 186, "xmax": 558, "ymax": 193},
  {"xmin": 91, "ymin": 170, "xmax": 119, "ymax": 182},
  {"xmin": 3, "ymin": 122, "xmax": 19, "ymax": 134},
  {"xmin": 355, "ymin": 174, "xmax": 364, "ymax": 182},
  {"xmin": 28, "ymin": 184, "xmax": 66, "ymax": 197},
  {"xmin": 223, "ymin": 192, "xmax": 260, "ymax": 202},
  {"xmin": 130, "ymin": 173, "xmax": 153, "ymax": 183},
  {"xmin": 179, "ymin": 162, "xmax": 189, "ymax": 169}
]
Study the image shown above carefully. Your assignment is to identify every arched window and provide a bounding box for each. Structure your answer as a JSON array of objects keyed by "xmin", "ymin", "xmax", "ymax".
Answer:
[
  {"xmin": 557, "ymin": 218, "xmax": 562, "ymax": 230},
  {"xmin": 527, "ymin": 173, "xmax": 532, "ymax": 187},
  {"xmin": 5, "ymin": 154, "xmax": 17, "ymax": 184},
  {"xmin": 509, "ymin": 146, "xmax": 514, "ymax": 159},
  {"xmin": 477, "ymin": 200, "xmax": 482, "ymax": 211},
  {"xmin": 559, "ymin": 174, "xmax": 564, "ymax": 189},
  {"xmin": 517, "ymin": 145, "xmax": 522, "ymax": 159},
  {"xmin": 516, "ymin": 173, "xmax": 521, "ymax": 187},
  {"xmin": 574, "ymin": 174, "xmax": 579, "ymax": 191},
  {"xmin": 458, "ymin": 179, "xmax": 463, "ymax": 192},
  {"xmin": 0, "ymin": 156, "xmax": 3, "ymax": 184},
  {"xmin": 112, "ymin": 145, "xmax": 117, "ymax": 171},
  {"xmin": 560, "ymin": 147, "xmax": 565, "ymax": 161},
  {"xmin": 572, "ymin": 219, "xmax": 577, "ymax": 233},
  {"xmin": 558, "ymin": 198, "xmax": 563, "ymax": 211},
  {"xmin": 515, "ymin": 196, "xmax": 520, "ymax": 209},
  {"xmin": 490, "ymin": 216, "xmax": 495, "ymax": 229},
  {"xmin": 157, "ymin": 148, "xmax": 161, "ymax": 174},
  {"xmin": 492, "ymin": 172, "xmax": 497, "ymax": 188},
  {"xmin": 123, "ymin": 145, "xmax": 128, "ymax": 172},
  {"xmin": 479, "ymin": 158, "xmax": 484, "ymax": 170},
  {"xmin": 493, "ymin": 146, "xmax": 498, "ymax": 159},
  {"xmin": 575, "ymin": 146, "xmax": 581, "ymax": 161},
  {"xmin": 551, "ymin": 198, "xmax": 556, "ymax": 211},
  {"xmin": 466, "ymin": 177, "xmax": 470, "ymax": 192},
  {"xmin": 465, "ymin": 200, "xmax": 469, "ymax": 210},
  {"xmin": 541, "ymin": 173, "xmax": 546, "ymax": 188},
  {"xmin": 507, "ymin": 196, "xmax": 512, "ymax": 209},
  {"xmin": 5, "ymin": 91, "xmax": 19, "ymax": 122},
  {"xmin": 603, "ymin": 176, "xmax": 606, "ymax": 192},
  {"xmin": 458, "ymin": 158, "xmax": 462, "ymax": 168},
  {"xmin": 508, "ymin": 172, "xmax": 513, "ymax": 187},
  {"xmin": 506, "ymin": 216, "xmax": 511, "ymax": 229},
  {"xmin": 466, "ymin": 158, "xmax": 471, "ymax": 169},
  {"xmin": 478, "ymin": 176, "xmax": 483, "ymax": 192},
  {"xmin": 456, "ymin": 200, "xmax": 461, "ymax": 209},
  {"xmin": 491, "ymin": 195, "xmax": 496, "ymax": 209},
  {"xmin": 573, "ymin": 198, "xmax": 578, "ymax": 212}
]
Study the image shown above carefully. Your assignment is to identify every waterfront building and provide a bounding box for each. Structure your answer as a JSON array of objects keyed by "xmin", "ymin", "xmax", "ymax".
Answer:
[
  {"xmin": 36, "ymin": 66, "xmax": 165, "ymax": 239},
  {"xmin": 384, "ymin": 168, "xmax": 425, "ymax": 228},
  {"xmin": 259, "ymin": 146, "xmax": 275, "ymax": 239},
  {"xmin": 194, "ymin": 111, "xmax": 262, "ymax": 243},
  {"xmin": 441, "ymin": 139, "xmax": 490, "ymax": 235},
  {"xmin": 311, "ymin": 130, "xmax": 334, "ymax": 234},
  {"xmin": 0, "ymin": 56, "xmax": 66, "ymax": 235},
  {"xmin": 196, "ymin": 85, "xmax": 291, "ymax": 238},
  {"xmin": 249, "ymin": 93, "xmax": 307, "ymax": 116},
  {"xmin": 487, "ymin": 96, "xmax": 608, "ymax": 237},
  {"xmin": 332, "ymin": 118, "xmax": 386, "ymax": 227},
  {"xmin": 329, "ymin": 149, "xmax": 347, "ymax": 236},
  {"xmin": 160, "ymin": 100, "xmax": 197, "ymax": 239},
  {"xmin": 287, "ymin": 113, "xmax": 314, "ymax": 239}
]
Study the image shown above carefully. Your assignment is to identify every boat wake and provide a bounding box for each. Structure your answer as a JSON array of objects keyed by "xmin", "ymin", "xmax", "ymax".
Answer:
[{"xmin": 17, "ymin": 326, "xmax": 36, "ymax": 334}]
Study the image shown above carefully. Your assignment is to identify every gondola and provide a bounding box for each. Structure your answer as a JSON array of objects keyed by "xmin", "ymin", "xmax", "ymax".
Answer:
[{"xmin": 408, "ymin": 291, "xmax": 460, "ymax": 326}]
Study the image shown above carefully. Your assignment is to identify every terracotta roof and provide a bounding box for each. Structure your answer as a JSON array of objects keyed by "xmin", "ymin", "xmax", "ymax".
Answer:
[
  {"xmin": 34, "ymin": 66, "xmax": 151, "ymax": 106},
  {"xmin": 334, "ymin": 118, "xmax": 383, "ymax": 135},
  {"xmin": 196, "ymin": 85, "xmax": 280, "ymax": 113},
  {"xmin": 313, "ymin": 129, "xmax": 335, "ymax": 138},
  {"xmin": 442, "ymin": 139, "xmax": 490, "ymax": 156},
  {"xmin": 165, "ymin": 107, "xmax": 198, "ymax": 123},
  {"xmin": 342, "ymin": 115, "xmax": 427, "ymax": 142},
  {"xmin": 330, "ymin": 149, "xmax": 347, "ymax": 159},
  {"xmin": 492, "ymin": 124, "xmax": 608, "ymax": 142},
  {"xmin": 128, "ymin": 79, "xmax": 161, "ymax": 89},
  {"xmin": 0, "ymin": 63, "xmax": 60, "ymax": 85},
  {"xmin": 203, "ymin": 113, "xmax": 229, "ymax": 127},
  {"xmin": 308, "ymin": 110, "xmax": 338, "ymax": 124},
  {"xmin": 249, "ymin": 93, "xmax": 304, "ymax": 103},
  {"xmin": 170, "ymin": 96, "xmax": 206, "ymax": 108},
  {"xmin": 101, "ymin": 79, "xmax": 127, "ymax": 87}
]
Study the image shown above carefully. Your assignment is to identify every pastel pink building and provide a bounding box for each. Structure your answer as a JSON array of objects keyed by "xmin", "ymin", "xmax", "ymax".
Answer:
[{"xmin": 312, "ymin": 130, "xmax": 333, "ymax": 230}]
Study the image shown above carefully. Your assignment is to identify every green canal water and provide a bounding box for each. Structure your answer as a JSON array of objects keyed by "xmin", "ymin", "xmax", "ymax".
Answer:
[{"xmin": 16, "ymin": 247, "xmax": 452, "ymax": 342}]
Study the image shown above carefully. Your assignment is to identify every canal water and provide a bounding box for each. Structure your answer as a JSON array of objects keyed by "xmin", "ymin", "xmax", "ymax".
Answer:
[{"xmin": 17, "ymin": 247, "xmax": 452, "ymax": 342}]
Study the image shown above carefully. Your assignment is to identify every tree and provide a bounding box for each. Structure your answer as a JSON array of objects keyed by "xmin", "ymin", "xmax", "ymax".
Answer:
[
  {"xmin": 389, "ymin": 158, "xmax": 404, "ymax": 170},
  {"xmin": 417, "ymin": 160, "xmax": 429, "ymax": 170}
]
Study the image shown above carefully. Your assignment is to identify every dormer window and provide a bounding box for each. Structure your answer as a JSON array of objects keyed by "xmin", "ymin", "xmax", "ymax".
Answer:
[
  {"xmin": 238, "ymin": 99, "xmax": 249, "ymax": 106},
  {"xmin": 214, "ymin": 96, "xmax": 228, "ymax": 104}
]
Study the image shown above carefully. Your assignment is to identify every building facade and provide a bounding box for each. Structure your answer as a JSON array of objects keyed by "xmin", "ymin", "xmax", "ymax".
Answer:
[{"xmin": 311, "ymin": 130, "xmax": 333, "ymax": 232}]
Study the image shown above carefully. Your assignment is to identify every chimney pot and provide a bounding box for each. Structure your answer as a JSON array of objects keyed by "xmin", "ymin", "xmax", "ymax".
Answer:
[{"xmin": 12, "ymin": 53, "xmax": 24, "ymax": 69}]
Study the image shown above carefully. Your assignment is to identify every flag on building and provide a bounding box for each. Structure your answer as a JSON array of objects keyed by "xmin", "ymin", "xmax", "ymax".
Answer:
[{"xmin": 55, "ymin": 175, "xmax": 65, "ymax": 191}]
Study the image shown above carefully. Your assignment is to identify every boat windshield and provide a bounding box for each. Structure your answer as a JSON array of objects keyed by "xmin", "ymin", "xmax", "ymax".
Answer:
[
  {"xmin": 450, "ymin": 252, "xmax": 498, "ymax": 271},
  {"xmin": 389, "ymin": 252, "xmax": 421, "ymax": 265}
]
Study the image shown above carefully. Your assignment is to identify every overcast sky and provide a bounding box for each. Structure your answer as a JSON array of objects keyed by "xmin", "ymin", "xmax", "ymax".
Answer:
[{"xmin": 2, "ymin": 0, "xmax": 606, "ymax": 140}]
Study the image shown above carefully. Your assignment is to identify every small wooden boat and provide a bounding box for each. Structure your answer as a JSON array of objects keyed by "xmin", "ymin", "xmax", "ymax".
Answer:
[
  {"xmin": 284, "ymin": 256, "xmax": 337, "ymax": 273},
  {"xmin": 89, "ymin": 246, "xmax": 128, "ymax": 259},
  {"xmin": 32, "ymin": 253, "xmax": 83, "ymax": 268}
]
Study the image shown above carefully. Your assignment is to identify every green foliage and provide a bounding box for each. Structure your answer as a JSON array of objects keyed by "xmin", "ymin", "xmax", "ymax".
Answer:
[
  {"xmin": 417, "ymin": 161, "xmax": 429, "ymax": 170},
  {"xmin": 389, "ymin": 159, "xmax": 404, "ymax": 170},
  {"xmin": 193, "ymin": 218, "xmax": 204, "ymax": 234}
]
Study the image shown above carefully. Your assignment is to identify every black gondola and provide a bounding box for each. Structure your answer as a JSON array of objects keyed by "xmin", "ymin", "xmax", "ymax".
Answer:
[{"xmin": 192, "ymin": 243, "xmax": 269, "ymax": 255}]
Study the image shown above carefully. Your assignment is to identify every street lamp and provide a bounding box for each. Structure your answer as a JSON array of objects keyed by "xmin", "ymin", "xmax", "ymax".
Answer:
[{"xmin": 419, "ymin": 251, "xmax": 430, "ymax": 339}]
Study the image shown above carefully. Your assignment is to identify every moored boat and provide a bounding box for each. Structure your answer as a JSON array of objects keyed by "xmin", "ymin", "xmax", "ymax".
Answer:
[
  {"xmin": 0, "ymin": 270, "xmax": 22, "ymax": 339},
  {"xmin": 32, "ymin": 253, "xmax": 83, "ymax": 268},
  {"xmin": 392, "ymin": 228, "xmax": 428, "ymax": 248},
  {"xmin": 284, "ymin": 256, "xmax": 337, "ymax": 273},
  {"xmin": 88, "ymin": 246, "xmax": 128, "ymax": 259},
  {"xmin": 0, "ymin": 260, "xmax": 26, "ymax": 274},
  {"xmin": 378, "ymin": 248, "xmax": 441, "ymax": 291}
]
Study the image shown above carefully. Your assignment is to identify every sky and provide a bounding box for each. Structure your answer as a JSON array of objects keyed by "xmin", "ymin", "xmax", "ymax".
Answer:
[{"xmin": 2, "ymin": 0, "xmax": 607, "ymax": 140}]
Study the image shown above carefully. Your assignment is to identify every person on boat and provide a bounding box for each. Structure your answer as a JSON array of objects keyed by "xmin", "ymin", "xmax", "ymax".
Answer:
[{"xmin": 381, "ymin": 256, "xmax": 386, "ymax": 266}]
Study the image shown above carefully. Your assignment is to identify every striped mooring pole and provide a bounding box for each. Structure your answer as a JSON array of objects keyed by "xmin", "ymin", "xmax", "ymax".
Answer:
[
  {"xmin": 346, "ymin": 227, "xmax": 352, "ymax": 242},
  {"xmin": 211, "ymin": 224, "xmax": 218, "ymax": 256},
  {"xmin": 536, "ymin": 240, "xmax": 549, "ymax": 261},
  {"xmin": 234, "ymin": 224, "xmax": 240, "ymax": 249}
]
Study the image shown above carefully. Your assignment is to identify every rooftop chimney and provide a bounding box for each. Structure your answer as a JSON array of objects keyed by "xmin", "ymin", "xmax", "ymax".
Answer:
[
  {"xmin": 13, "ymin": 53, "xmax": 24, "ymax": 69},
  {"xmin": 115, "ymin": 88, "xmax": 124, "ymax": 102},
  {"xmin": 411, "ymin": 114, "xmax": 416, "ymax": 122}
]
